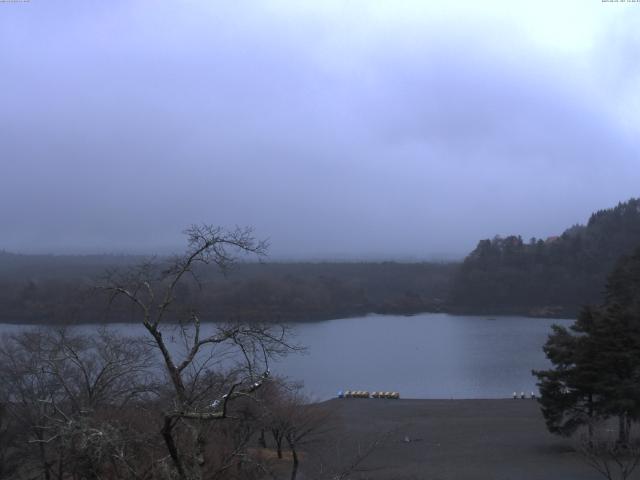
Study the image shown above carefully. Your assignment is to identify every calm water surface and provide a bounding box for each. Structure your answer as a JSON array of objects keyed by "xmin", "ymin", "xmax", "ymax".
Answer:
[
  {"xmin": 282, "ymin": 313, "xmax": 572, "ymax": 400},
  {"xmin": 0, "ymin": 313, "xmax": 572, "ymax": 400}
]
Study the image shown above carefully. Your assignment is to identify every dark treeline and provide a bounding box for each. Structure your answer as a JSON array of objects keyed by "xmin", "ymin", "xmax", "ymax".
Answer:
[
  {"xmin": 451, "ymin": 198, "xmax": 640, "ymax": 317},
  {"xmin": 3, "ymin": 197, "xmax": 640, "ymax": 323},
  {"xmin": 0, "ymin": 253, "xmax": 455, "ymax": 324}
]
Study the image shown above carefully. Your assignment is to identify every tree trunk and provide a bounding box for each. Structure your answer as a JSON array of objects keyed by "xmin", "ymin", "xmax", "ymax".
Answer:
[
  {"xmin": 587, "ymin": 394, "xmax": 594, "ymax": 441},
  {"xmin": 162, "ymin": 416, "xmax": 188, "ymax": 480},
  {"xmin": 618, "ymin": 413, "xmax": 629, "ymax": 445},
  {"xmin": 56, "ymin": 450, "xmax": 64, "ymax": 480},
  {"xmin": 287, "ymin": 437, "xmax": 299, "ymax": 480},
  {"xmin": 38, "ymin": 442, "xmax": 51, "ymax": 480},
  {"xmin": 272, "ymin": 430, "xmax": 283, "ymax": 459},
  {"xmin": 193, "ymin": 430, "xmax": 206, "ymax": 480}
]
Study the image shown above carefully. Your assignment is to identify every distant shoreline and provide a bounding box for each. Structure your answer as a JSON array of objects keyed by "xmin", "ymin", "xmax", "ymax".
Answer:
[
  {"xmin": 0, "ymin": 310, "xmax": 576, "ymax": 325},
  {"xmin": 0, "ymin": 309, "xmax": 575, "ymax": 326}
]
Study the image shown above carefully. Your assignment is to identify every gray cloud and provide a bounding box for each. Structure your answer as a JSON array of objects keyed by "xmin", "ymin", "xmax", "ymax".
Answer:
[{"xmin": 1, "ymin": 1, "xmax": 638, "ymax": 258}]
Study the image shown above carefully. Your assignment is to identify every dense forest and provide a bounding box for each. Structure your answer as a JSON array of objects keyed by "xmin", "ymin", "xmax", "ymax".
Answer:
[
  {"xmin": 0, "ymin": 253, "xmax": 455, "ymax": 324},
  {"xmin": 2, "ymin": 197, "xmax": 640, "ymax": 323},
  {"xmin": 451, "ymin": 198, "xmax": 640, "ymax": 317}
]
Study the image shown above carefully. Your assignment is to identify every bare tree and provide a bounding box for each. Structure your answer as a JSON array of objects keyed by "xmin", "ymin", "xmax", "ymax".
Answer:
[
  {"xmin": 283, "ymin": 395, "xmax": 331, "ymax": 480},
  {"xmin": 0, "ymin": 327, "xmax": 158, "ymax": 480},
  {"xmin": 0, "ymin": 400, "xmax": 20, "ymax": 479},
  {"xmin": 247, "ymin": 378, "xmax": 334, "ymax": 480},
  {"xmin": 578, "ymin": 431, "xmax": 640, "ymax": 480},
  {"xmin": 100, "ymin": 225, "xmax": 298, "ymax": 480}
]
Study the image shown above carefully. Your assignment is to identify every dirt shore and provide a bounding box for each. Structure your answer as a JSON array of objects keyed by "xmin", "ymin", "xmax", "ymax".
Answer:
[{"xmin": 311, "ymin": 398, "xmax": 627, "ymax": 480}]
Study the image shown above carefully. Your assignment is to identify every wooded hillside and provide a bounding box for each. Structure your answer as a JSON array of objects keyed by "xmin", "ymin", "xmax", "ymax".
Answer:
[{"xmin": 451, "ymin": 198, "xmax": 640, "ymax": 316}]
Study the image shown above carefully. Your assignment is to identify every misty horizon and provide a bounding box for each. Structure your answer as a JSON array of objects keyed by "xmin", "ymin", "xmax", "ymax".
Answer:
[
  {"xmin": 2, "ymin": 1, "xmax": 639, "ymax": 259},
  {"xmin": 0, "ymin": 197, "xmax": 621, "ymax": 261}
]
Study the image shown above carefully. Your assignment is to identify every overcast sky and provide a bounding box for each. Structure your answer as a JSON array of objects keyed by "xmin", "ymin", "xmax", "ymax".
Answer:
[{"xmin": 1, "ymin": 1, "xmax": 639, "ymax": 259}]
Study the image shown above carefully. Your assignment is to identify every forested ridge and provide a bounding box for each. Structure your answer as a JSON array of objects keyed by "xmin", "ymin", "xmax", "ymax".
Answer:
[
  {"xmin": 2, "ymin": 198, "xmax": 640, "ymax": 323},
  {"xmin": 0, "ymin": 254, "xmax": 454, "ymax": 324},
  {"xmin": 451, "ymin": 198, "xmax": 640, "ymax": 317}
]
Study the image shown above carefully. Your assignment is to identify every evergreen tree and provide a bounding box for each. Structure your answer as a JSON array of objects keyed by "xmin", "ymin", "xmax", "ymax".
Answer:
[
  {"xmin": 534, "ymin": 308, "xmax": 601, "ymax": 437},
  {"xmin": 533, "ymin": 246, "xmax": 640, "ymax": 442}
]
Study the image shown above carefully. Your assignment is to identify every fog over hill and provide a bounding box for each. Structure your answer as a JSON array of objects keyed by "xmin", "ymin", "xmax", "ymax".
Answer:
[{"xmin": 1, "ymin": 196, "xmax": 640, "ymax": 323}]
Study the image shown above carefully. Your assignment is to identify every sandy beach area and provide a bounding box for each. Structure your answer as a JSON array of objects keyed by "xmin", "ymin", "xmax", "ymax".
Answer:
[{"xmin": 311, "ymin": 398, "xmax": 624, "ymax": 480}]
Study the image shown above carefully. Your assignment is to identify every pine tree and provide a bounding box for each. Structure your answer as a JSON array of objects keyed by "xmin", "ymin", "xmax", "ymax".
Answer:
[
  {"xmin": 533, "ymin": 246, "xmax": 640, "ymax": 441},
  {"xmin": 533, "ymin": 308, "xmax": 601, "ymax": 437}
]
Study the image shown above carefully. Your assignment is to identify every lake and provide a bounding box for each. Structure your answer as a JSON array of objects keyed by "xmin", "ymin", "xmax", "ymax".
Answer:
[{"xmin": 0, "ymin": 313, "xmax": 572, "ymax": 400}]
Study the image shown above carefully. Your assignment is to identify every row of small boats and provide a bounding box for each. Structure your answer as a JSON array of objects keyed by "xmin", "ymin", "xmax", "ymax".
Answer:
[
  {"xmin": 339, "ymin": 391, "xmax": 537, "ymax": 399},
  {"xmin": 513, "ymin": 391, "xmax": 537, "ymax": 399},
  {"xmin": 338, "ymin": 390, "xmax": 400, "ymax": 399}
]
